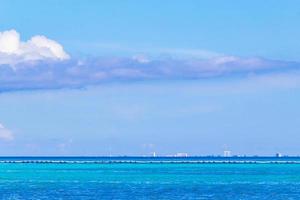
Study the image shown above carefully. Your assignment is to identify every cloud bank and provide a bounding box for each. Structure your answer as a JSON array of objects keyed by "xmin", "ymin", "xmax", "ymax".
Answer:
[
  {"xmin": 0, "ymin": 29, "xmax": 300, "ymax": 92},
  {"xmin": 0, "ymin": 123, "xmax": 14, "ymax": 141}
]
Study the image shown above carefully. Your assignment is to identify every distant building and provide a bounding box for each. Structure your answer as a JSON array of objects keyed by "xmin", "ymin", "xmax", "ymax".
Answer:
[
  {"xmin": 223, "ymin": 150, "xmax": 231, "ymax": 157},
  {"xmin": 175, "ymin": 153, "xmax": 188, "ymax": 157},
  {"xmin": 275, "ymin": 153, "xmax": 282, "ymax": 157}
]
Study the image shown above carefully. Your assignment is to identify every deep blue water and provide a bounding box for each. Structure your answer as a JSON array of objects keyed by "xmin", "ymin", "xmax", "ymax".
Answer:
[{"xmin": 0, "ymin": 157, "xmax": 300, "ymax": 199}]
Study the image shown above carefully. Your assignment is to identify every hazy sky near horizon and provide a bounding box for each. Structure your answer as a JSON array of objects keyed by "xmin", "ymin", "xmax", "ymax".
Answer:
[{"xmin": 0, "ymin": 0, "xmax": 300, "ymax": 156}]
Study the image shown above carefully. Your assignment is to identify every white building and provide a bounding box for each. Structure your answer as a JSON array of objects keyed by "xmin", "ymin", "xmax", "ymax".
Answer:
[
  {"xmin": 175, "ymin": 153, "xmax": 188, "ymax": 157},
  {"xmin": 223, "ymin": 150, "xmax": 231, "ymax": 157}
]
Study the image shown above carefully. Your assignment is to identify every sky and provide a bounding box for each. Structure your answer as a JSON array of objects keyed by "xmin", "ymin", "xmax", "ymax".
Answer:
[{"xmin": 0, "ymin": 0, "xmax": 300, "ymax": 156}]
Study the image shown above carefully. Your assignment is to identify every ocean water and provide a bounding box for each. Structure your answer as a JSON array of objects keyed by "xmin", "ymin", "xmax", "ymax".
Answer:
[{"xmin": 0, "ymin": 157, "xmax": 300, "ymax": 199}]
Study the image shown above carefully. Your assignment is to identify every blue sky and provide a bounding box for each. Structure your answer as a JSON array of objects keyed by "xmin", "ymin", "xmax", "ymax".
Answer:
[
  {"xmin": 0, "ymin": 0, "xmax": 300, "ymax": 156},
  {"xmin": 2, "ymin": 0, "xmax": 300, "ymax": 60}
]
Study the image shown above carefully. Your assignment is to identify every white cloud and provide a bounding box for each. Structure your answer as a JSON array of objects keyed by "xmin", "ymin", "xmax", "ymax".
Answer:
[
  {"xmin": 0, "ymin": 123, "xmax": 14, "ymax": 141},
  {"xmin": 0, "ymin": 30, "xmax": 20, "ymax": 53},
  {"xmin": 0, "ymin": 29, "xmax": 69, "ymax": 65}
]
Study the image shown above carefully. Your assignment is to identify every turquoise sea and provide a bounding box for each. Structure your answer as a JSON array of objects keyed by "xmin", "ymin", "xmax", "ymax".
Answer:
[{"xmin": 1, "ymin": 157, "xmax": 300, "ymax": 199}]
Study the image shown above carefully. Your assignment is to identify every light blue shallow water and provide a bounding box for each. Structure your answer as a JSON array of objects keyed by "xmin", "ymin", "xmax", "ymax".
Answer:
[{"xmin": 1, "ymin": 158, "xmax": 300, "ymax": 199}]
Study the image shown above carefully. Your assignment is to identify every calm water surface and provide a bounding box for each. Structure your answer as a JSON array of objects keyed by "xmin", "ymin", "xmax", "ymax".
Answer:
[{"xmin": 0, "ymin": 158, "xmax": 300, "ymax": 199}]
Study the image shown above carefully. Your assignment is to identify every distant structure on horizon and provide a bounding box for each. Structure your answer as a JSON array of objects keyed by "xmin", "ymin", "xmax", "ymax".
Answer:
[
  {"xmin": 174, "ymin": 153, "xmax": 188, "ymax": 157},
  {"xmin": 223, "ymin": 150, "xmax": 231, "ymax": 157},
  {"xmin": 275, "ymin": 152, "xmax": 282, "ymax": 157}
]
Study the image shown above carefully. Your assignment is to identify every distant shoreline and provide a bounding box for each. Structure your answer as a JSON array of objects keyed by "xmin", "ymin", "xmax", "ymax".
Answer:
[
  {"xmin": 0, "ymin": 156, "xmax": 298, "ymax": 158},
  {"xmin": 0, "ymin": 156, "xmax": 300, "ymax": 164}
]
